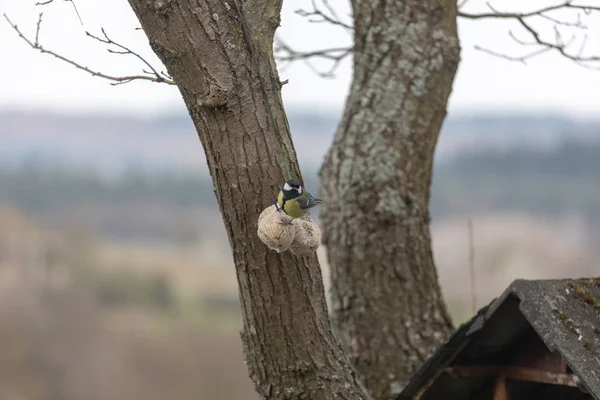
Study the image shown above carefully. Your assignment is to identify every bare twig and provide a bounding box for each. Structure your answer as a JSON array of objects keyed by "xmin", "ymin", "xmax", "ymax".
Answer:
[
  {"xmin": 274, "ymin": 37, "xmax": 352, "ymax": 78},
  {"xmin": 85, "ymin": 28, "xmax": 162, "ymax": 78},
  {"xmin": 296, "ymin": 0, "xmax": 353, "ymax": 31},
  {"xmin": 538, "ymin": 12, "xmax": 585, "ymax": 28},
  {"xmin": 34, "ymin": 13, "xmax": 43, "ymax": 46},
  {"xmin": 282, "ymin": 0, "xmax": 353, "ymax": 77},
  {"xmin": 459, "ymin": 2, "xmax": 600, "ymax": 68},
  {"xmin": 285, "ymin": 0, "xmax": 600, "ymax": 75},
  {"xmin": 468, "ymin": 219, "xmax": 476, "ymax": 314},
  {"xmin": 458, "ymin": 0, "xmax": 472, "ymax": 9},
  {"xmin": 459, "ymin": 2, "xmax": 600, "ymax": 20},
  {"xmin": 4, "ymin": 13, "xmax": 175, "ymax": 86},
  {"xmin": 474, "ymin": 45, "xmax": 553, "ymax": 64},
  {"xmin": 36, "ymin": 0, "xmax": 83, "ymax": 25}
]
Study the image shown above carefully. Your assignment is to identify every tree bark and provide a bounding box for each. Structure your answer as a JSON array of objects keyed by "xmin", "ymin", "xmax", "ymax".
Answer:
[
  {"xmin": 126, "ymin": 1, "xmax": 370, "ymax": 399},
  {"xmin": 320, "ymin": 0, "xmax": 461, "ymax": 398}
]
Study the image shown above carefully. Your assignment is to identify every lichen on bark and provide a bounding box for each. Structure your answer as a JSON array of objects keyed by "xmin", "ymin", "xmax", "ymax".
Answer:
[{"xmin": 320, "ymin": 0, "xmax": 461, "ymax": 398}]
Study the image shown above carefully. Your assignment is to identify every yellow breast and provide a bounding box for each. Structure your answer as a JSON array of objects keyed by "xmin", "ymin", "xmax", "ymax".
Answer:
[{"xmin": 278, "ymin": 191, "xmax": 307, "ymax": 218}]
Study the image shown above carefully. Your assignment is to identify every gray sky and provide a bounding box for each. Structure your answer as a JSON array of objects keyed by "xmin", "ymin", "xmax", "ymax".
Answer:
[{"xmin": 1, "ymin": 0, "xmax": 599, "ymax": 116}]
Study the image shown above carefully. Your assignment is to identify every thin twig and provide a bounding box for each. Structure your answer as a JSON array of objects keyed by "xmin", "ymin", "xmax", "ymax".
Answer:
[
  {"xmin": 322, "ymin": 0, "xmax": 343, "ymax": 24},
  {"xmin": 475, "ymin": 45, "xmax": 551, "ymax": 64},
  {"xmin": 538, "ymin": 12, "xmax": 585, "ymax": 28},
  {"xmin": 459, "ymin": 1, "xmax": 600, "ymax": 69},
  {"xmin": 286, "ymin": 0, "xmax": 600, "ymax": 75},
  {"xmin": 458, "ymin": 0, "xmax": 472, "ymax": 9},
  {"xmin": 274, "ymin": 37, "xmax": 352, "ymax": 78},
  {"xmin": 287, "ymin": 0, "xmax": 353, "ymax": 78},
  {"xmin": 468, "ymin": 219, "xmax": 476, "ymax": 315},
  {"xmin": 517, "ymin": 16, "xmax": 600, "ymax": 66},
  {"xmin": 86, "ymin": 28, "xmax": 161, "ymax": 78},
  {"xmin": 296, "ymin": 0, "xmax": 353, "ymax": 31},
  {"xmin": 4, "ymin": 13, "xmax": 175, "ymax": 86},
  {"xmin": 34, "ymin": 13, "xmax": 43, "ymax": 46},
  {"xmin": 459, "ymin": 2, "xmax": 600, "ymax": 20},
  {"xmin": 36, "ymin": 0, "xmax": 83, "ymax": 25},
  {"xmin": 577, "ymin": 33, "xmax": 588, "ymax": 59}
]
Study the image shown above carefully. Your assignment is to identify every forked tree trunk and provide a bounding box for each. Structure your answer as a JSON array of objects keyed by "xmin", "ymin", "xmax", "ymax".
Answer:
[
  {"xmin": 320, "ymin": 0, "xmax": 461, "ymax": 398},
  {"xmin": 127, "ymin": 1, "xmax": 369, "ymax": 398}
]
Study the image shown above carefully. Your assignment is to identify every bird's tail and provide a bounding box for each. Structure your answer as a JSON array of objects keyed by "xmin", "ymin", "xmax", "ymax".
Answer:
[{"xmin": 307, "ymin": 195, "xmax": 325, "ymax": 208}]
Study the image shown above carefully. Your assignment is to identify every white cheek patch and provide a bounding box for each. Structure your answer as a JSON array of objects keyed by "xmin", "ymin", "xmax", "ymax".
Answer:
[
  {"xmin": 283, "ymin": 182, "xmax": 292, "ymax": 191},
  {"xmin": 297, "ymin": 186, "xmax": 303, "ymax": 194}
]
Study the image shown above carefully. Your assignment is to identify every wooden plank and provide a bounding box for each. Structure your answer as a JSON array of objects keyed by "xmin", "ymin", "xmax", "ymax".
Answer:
[{"xmin": 559, "ymin": 356, "xmax": 568, "ymax": 373}]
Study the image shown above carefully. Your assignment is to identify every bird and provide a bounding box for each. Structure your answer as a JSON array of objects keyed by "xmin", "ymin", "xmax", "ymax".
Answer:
[{"xmin": 276, "ymin": 179, "xmax": 324, "ymax": 220}]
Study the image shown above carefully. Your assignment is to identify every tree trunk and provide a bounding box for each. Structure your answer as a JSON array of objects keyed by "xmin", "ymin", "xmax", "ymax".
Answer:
[
  {"xmin": 320, "ymin": 0, "xmax": 461, "ymax": 398},
  {"xmin": 126, "ymin": 1, "xmax": 370, "ymax": 399}
]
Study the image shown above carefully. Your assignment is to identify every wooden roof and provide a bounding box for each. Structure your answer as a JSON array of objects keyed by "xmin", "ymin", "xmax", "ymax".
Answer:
[{"xmin": 398, "ymin": 278, "xmax": 600, "ymax": 400}]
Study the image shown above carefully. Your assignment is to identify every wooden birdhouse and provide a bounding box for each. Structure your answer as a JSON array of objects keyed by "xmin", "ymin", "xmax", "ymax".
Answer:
[{"xmin": 398, "ymin": 278, "xmax": 600, "ymax": 400}]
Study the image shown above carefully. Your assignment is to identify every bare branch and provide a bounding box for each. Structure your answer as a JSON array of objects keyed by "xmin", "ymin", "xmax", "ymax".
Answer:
[
  {"xmin": 286, "ymin": 0, "xmax": 600, "ymax": 75},
  {"xmin": 458, "ymin": 0, "xmax": 472, "ymax": 9},
  {"xmin": 459, "ymin": 1, "xmax": 600, "ymax": 68},
  {"xmin": 538, "ymin": 12, "xmax": 585, "ymax": 28},
  {"xmin": 3, "ymin": 13, "xmax": 175, "ymax": 86},
  {"xmin": 279, "ymin": 0, "xmax": 353, "ymax": 77},
  {"xmin": 474, "ymin": 45, "xmax": 552, "ymax": 64},
  {"xmin": 34, "ymin": 12, "xmax": 42, "ymax": 46},
  {"xmin": 468, "ymin": 219, "xmax": 476, "ymax": 315},
  {"xmin": 295, "ymin": 0, "xmax": 353, "ymax": 31},
  {"xmin": 458, "ymin": 2, "xmax": 600, "ymax": 20},
  {"xmin": 36, "ymin": 0, "xmax": 83, "ymax": 25},
  {"xmin": 85, "ymin": 28, "xmax": 162, "ymax": 78},
  {"xmin": 274, "ymin": 37, "xmax": 352, "ymax": 78}
]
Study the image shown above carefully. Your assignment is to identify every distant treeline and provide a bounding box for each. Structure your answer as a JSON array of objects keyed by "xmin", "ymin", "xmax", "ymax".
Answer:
[
  {"xmin": 430, "ymin": 139, "xmax": 600, "ymax": 219},
  {"xmin": 1, "ymin": 138, "xmax": 599, "ymax": 237},
  {"xmin": 0, "ymin": 166, "xmax": 217, "ymax": 212}
]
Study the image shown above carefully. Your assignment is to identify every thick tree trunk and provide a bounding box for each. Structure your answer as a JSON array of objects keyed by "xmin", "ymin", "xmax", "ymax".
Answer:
[
  {"xmin": 320, "ymin": 0, "xmax": 461, "ymax": 398},
  {"xmin": 126, "ymin": 1, "xmax": 369, "ymax": 399}
]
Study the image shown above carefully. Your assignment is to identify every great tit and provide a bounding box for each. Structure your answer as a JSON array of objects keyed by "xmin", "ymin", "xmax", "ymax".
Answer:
[{"xmin": 276, "ymin": 179, "xmax": 324, "ymax": 219}]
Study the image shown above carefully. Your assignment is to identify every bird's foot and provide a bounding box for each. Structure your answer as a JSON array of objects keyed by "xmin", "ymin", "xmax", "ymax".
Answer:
[
  {"xmin": 274, "ymin": 201, "xmax": 293, "ymax": 225},
  {"xmin": 279, "ymin": 216, "xmax": 294, "ymax": 226}
]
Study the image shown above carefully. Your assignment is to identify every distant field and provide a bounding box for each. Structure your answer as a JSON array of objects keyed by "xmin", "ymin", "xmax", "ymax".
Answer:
[{"xmin": 1, "ymin": 110, "xmax": 599, "ymax": 399}]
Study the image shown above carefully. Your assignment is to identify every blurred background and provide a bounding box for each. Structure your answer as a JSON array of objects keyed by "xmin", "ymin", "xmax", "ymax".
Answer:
[{"xmin": 1, "ymin": 0, "xmax": 600, "ymax": 399}]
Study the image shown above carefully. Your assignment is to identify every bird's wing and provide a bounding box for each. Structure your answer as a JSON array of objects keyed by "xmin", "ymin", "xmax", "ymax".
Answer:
[
  {"xmin": 298, "ymin": 195, "xmax": 311, "ymax": 209},
  {"xmin": 300, "ymin": 193, "xmax": 324, "ymax": 209}
]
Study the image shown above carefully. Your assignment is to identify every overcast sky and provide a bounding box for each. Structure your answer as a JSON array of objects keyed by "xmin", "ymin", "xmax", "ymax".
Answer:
[{"xmin": 1, "ymin": 0, "xmax": 599, "ymax": 117}]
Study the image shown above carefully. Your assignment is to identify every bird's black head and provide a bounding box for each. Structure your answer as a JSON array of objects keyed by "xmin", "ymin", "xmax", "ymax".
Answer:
[{"xmin": 282, "ymin": 179, "xmax": 303, "ymax": 199}]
